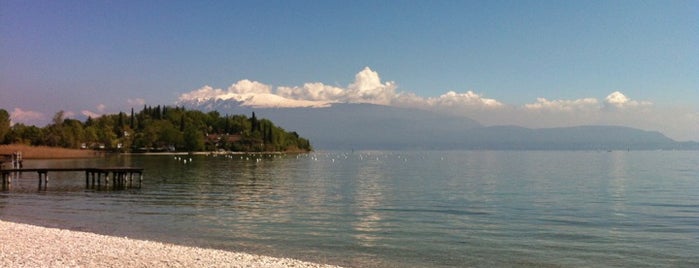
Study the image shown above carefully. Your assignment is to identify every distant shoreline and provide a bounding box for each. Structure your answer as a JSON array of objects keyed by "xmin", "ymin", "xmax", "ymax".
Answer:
[
  {"xmin": 0, "ymin": 144, "xmax": 309, "ymax": 161},
  {"xmin": 0, "ymin": 144, "xmax": 102, "ymax": 160},
  {"xmin": 123, "ymin": 150, "xmax": 307, "ymax": 156}
]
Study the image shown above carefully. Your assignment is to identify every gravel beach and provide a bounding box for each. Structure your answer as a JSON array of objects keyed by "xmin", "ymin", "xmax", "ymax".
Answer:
[{"xmin": 0, "ymin": 220, "xmax": 343, "ymax": 268}]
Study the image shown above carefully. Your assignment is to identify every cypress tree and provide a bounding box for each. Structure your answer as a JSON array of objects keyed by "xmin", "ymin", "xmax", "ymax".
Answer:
[
  {"xmin": 250, "ymin": 112, "xmax": 259, "ymax": 132},
  {"xmin": 130, "ymin": 108, "xmax": 135, "ymax": 129}
]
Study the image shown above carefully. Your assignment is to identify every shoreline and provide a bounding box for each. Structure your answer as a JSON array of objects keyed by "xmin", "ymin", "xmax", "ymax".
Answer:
[
  {"xmin": 0, "ymin": 144, "xmax": 102, "ymax": 160},
  {"xmin": 0, "ymin": 220, "xmax": 343, "ymax": 268},
  {"xmin": 1, "ymin": 144, "xmax": 311, "ymax": 160}
]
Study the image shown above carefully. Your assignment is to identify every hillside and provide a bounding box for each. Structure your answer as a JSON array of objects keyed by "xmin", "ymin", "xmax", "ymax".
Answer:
[
  {"xmin": 1, "ymin": 107, "xmax": 312, "ymax": 153},
  {"xmin": 178, "ymin": 101, "xmax": 698, "ymax": 150}
]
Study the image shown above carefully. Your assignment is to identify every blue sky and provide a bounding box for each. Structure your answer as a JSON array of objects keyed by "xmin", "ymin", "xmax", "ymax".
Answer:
[{"xmin": 1, "ymin": 0, "xmax": 697, "ymax": 140}]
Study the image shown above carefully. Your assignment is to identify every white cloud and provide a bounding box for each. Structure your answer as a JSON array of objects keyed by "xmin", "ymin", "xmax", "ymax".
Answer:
[
  {"xmin": 604, "ymin": 91, "xmax": 652, "ymax": 109},
  {"xmin": 522, "ymin": 92, "xmax": 650, "ymax": 113},
  {"xmin": 9, "ymin": 108, "xmax": 44, "ymax": 125},
  {"xmin": 231, "ymin": 93, "xmax": 331, "ymax": 108},
  {"xmin": 524, "ymin": 97, "xmax": 599, "ymax": 111},
  {"xmin": 178, "ymin": 85, "xmax": 227, "ymax": 102},
  {"xmin": 81, "ymin": 110, "xmax": 101, "ymax": 118},
  {"xmin": 178, "ymin": 67, "xmax": 499, "ymax": 110},
  {"xmin": 345, "ymin": 67, "xmax": 397, "ymax": 105},
  {"xmin": 177, "ymin": 67, "xmax": 400, "ymax": 108},
  {"xmin": 228, "ymin": 79, "xmax": 272, "ymax": 95},
  {"xmin": 390, "ymin": 90, "xmax": 503, "ymax": 115},
  {"xmin": 277, "ymin": 82, "xmax": 345, "ymax": 101},
  {"xmin": 80, "ymin": 104, "xmax": 106, "ymax": 118},
  {"xmin": 64, "ymin": 111, "xmax": 76, "ymax": 118},
  {"xmin": 428, "ymin": 91, "xmax": 503, "ymax": 109}
]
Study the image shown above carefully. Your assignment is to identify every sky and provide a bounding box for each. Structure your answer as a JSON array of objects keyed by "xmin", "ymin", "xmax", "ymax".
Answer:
[{"xmin": 1, "ymin": 0, "xmax": 697, "ymax": 140}]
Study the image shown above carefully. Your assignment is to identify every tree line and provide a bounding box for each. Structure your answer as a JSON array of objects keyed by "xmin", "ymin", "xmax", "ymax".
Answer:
[{"xmin": 0, "ymin": 106, "xmax": 312, "ymax": 152}]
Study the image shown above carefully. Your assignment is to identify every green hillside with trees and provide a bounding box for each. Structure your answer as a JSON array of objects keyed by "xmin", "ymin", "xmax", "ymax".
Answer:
[{"xmin": 0, "ymin": 107, "xmax": 311, "ymax": 152}]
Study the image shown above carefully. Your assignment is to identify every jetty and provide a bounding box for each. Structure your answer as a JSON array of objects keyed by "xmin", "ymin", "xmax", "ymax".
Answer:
[
  {"xmin": 1, "ymin": 167, "xmax": 144, "ymax": 190},
  {"xmin": 0, "ymin": 151, "xmax": 23, "ymax": 169}
]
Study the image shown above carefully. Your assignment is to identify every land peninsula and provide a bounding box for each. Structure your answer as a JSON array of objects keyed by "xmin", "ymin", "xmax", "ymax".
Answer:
[{"xmin": 0, "ymin": 107, "xmax": 312, "ymax": 156}]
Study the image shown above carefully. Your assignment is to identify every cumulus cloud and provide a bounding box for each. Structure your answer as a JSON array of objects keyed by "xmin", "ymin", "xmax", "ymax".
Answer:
[
  {"xmin": 429, "ymin": 91, "xmax": 503, "ymax": 109},
  {"xmin": 178, "ymin": 67, "xmax": 397, "ymax": 107},
  {"xmin": 523, "ymin": 92, "xmax": 651, "ymax": 113},
  {"xmin": 178, "ymin": 85, "xmax": 227, "ymax": 102},
  {"xmin": 524, "ymin": 97, "xmax": 599, "ymax": 111},
  {"xmin": 64, "ymin": 111, "xmax": 76, "ymax": 118},
  {"xmin": 9, "ymin": 108, "xmax": 44, "ymax": 125},
  {"xmin": 177, "ymin": 66, "xmax": 499, "ymax": 110},
  {"xmin": 81, "ymin": 110, "xmax": 101, "ymax": 118},
  {"xmin": 176, "ymin": 68, "xmax": 652, "ymax": 116},
  {"xmin": 345, "ymin": 67, "xmax": 397, "ymax": 105},
  {"xmin": 604, "ymin": 91, "xmax": 652, "ymax": 109},
  {"xmin": 277, "ymin": 82, "xmax": 345, "ymax": 101},
  {"xmin": 228, "ymin": 79, "xmax": 272, "ymax": 95},
  {"xmin": 81, "ymin": 104, "xmax": 107, "ymax": 118}
]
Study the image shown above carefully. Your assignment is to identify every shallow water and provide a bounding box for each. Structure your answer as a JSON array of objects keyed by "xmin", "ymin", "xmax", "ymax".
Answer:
[{"xmin": 1, "ymin": 151, "xmax": 698, "ymax": 267}]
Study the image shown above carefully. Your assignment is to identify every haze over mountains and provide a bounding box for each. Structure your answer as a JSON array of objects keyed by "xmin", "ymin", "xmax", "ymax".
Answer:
[{"xmin": 178, "ymin": 98, "xmax": 696, "ymax": 150}]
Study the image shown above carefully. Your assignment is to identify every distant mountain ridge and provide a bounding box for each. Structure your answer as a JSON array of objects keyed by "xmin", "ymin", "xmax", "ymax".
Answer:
[
  {"xmin": 453, "ymin": 125, "xmax": 689, "ymax": 150},
  {"xmin": 178, "ymin": 100, "xmax": 698, "ymax": 150}
]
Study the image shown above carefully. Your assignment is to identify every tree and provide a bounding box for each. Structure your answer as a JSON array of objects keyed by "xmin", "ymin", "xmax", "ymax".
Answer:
[
  {"xmin": 5, "ymin": 124, "xmax": 43, "ymax": 145},
  {"xmin": 62, "ymin": 119, "xmax": 84, "ymax": 148},
  {"xmin": 116, "ymin": 112, "xmax": 125, "ymax": 138},
  {"xmin": 53, "ymin": 110, "xmax": 65, "ymax": 124},
  {"xmin": 155, "ymin": 121, "xmax": 182, "ymax": 148},
  {"xmin": 0, "ymin": 109, "xmax": 10, "ymax": 144},
  {"xmin": 130, "ymin": 108, "xmax": 135, "ymax": 129},
  {"xmin": 183, "ymin": 126, "xmax": 204, "ymax": 152},
  {"xmin": 44, "ymin": 111, "xmax": 66, "ymax": 146},
  {"xmin": 250, "ymin": 112, "xmax": 259, "ymax": 133},
  {"xmin": 0, "ymin": 106, "xmax": 311, "ymax": 152}
]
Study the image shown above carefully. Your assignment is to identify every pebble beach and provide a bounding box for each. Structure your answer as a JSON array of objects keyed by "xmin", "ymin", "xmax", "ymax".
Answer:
[{"xmin": 0, "ymin": 220, "xmax": 343, "ymax": 268}]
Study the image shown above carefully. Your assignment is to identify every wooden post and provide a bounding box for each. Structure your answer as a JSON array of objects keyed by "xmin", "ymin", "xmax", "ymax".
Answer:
[{"xmin": 37, "ymin": 171, "xmax": 48, "ymax": 190}]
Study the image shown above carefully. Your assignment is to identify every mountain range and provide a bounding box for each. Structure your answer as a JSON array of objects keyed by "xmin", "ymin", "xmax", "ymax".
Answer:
[{"xmin": 179, "ymin": 99, "xmax": 697, "ymax": 150}]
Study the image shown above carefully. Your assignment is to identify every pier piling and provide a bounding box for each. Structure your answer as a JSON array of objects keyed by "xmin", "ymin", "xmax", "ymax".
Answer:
[{"xmin": 1, "ymin": 167, "xmax": 144, "ymax": 190}]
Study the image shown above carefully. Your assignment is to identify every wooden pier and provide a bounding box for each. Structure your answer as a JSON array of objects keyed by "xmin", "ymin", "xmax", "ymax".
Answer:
[
  {"xmin": 1, "ymin": 167, "xmax": 144, "ymax": 190},
  {"xmin": 0, "ymin": 151, "xmax": 23, "ymax": 169}
]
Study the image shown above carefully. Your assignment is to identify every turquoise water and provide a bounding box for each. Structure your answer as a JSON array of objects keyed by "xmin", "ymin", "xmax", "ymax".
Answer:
[{"xmin": 1, "ymin": 151, "xmax": 698, "ymax": 267}]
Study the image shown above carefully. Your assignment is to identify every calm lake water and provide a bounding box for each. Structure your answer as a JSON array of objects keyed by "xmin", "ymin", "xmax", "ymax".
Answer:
[{"xmin": 1, "ymin": 151, "xmax": 698, "ymax": 267}]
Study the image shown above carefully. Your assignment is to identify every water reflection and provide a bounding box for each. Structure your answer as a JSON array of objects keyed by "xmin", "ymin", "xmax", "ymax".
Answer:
[
  {"xmin": 608, "ymin": 152, "xmax": 628, "ymax": 216},
  {"xmin": 1, "ymin": 151, "xmax": 698, "ymax": 267},
  {"xmin": 350, "ymin": 157, "xmax": 386, "ymax": 247}
]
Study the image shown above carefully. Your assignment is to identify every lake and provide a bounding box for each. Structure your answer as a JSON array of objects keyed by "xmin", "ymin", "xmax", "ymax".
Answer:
[{"xmin": 1, "ymin": 150, "xmax": 697, "ymax": 267}]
